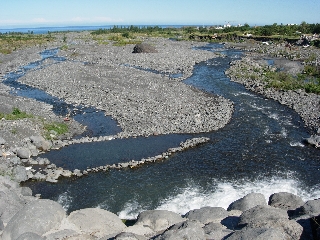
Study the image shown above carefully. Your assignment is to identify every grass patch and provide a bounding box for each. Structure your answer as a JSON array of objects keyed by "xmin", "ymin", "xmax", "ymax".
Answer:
[
  {"xmin": 0, "ymin": 33, "xmax": 54, "ymax": 54},
  {"xmin": 0, "ymin": 107, "xmax": 33, "ymax": 120},
  {"xmin": 44, "ymin": 122, "xmax": 68, "ymax": 136},
  {"xmin": 43, "ymin": 122, "xmax": 68, "ymax": 140},
  {"xmin": 265, "ymin": 70, "xmax": 320, "ymax": 94}
]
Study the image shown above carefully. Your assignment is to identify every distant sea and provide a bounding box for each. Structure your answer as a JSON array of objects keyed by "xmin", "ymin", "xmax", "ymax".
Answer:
[{"xmin": 0, "ymin": 25, "xmax": 196, "ymax": 34}]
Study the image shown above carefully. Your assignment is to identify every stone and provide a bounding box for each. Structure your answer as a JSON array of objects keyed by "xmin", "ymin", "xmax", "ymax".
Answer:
[
  {"xmin": 16, "ymin": 148, "xmax": 31, "ymax": 159},
  {"xmin": 0, "ymin": 189, "xmax": 26, "ymax": 224},
  {"xmin": 123, "ymin": 224, "xmax": 154, "ymax": 237},
  {"xmin": 238, "ymin": 205, "xmax": 288, "ymax": 226},
  {"xmin": 132, "ymin": 43, "xmax": 158, "ymax": 53},
  {"xmin": 226, "ymin": 227, "xmax": 287, "ymax": 240},
  {"xmin": 227, "ymin": 193, "xmax": 267, "ymax": 212},
  {"xmin": 16, "ymin": 232, "xmax": 45, "ymax": 240},
  {"xmin": 268, "ymin": 192, "xmax": 305, "ymax": 210},
  {"xmin": 238, "ymin": 205, "xmax": 303, "ymax": 239},
  {"xmin": 114, "ymin": 232, "xmax": 147, "ymax": 240},
  {"xmin": 19, "ymin": 187, "xmax": 32, "ymax": 196},
  {"xmin": 203, "ymin": 222, "xmax": 234, "ymax": 239},
  {"xmin": 67, "ymin": 208, "xmax": 126, "ymax": 238},
  {"xmin": 184, "ymin": 206, "xmax": 229, "ymax": 224},
  {"xmin": 30, "ymin": 135, "xmax": 52, "ymax": 151},
  {"xmin": 0, "ymin": 137, "xmax": 6, "ymax": 145},
  {"xmin": 12, "ymin": 166, "xmax": 28, "ymax": 182},
  {"xmin": 44, "ymin": 229, "xmax": 79, "ymax": 240},
  {"xmin": 135, "ymin": 210, "xmax": 184, "ymax": 232},
  {"xmin": 155, "ymin": 219, "xmax": 205, "ymax": 240},
  {"xmin": 300, "ymin": 199, "xmax": 320, "ymax": 217},
  {"xmin": 2, "ymin": 199, "xmax": 66, "ymax": 240}
]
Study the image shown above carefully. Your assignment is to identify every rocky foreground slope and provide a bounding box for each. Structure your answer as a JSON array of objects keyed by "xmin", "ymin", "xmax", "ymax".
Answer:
[{"xmin": 0, "ymin": 176, "xmax": 319, "ymax": 239}]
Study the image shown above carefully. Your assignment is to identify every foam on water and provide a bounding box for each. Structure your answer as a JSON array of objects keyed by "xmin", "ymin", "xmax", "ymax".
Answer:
[
  {"xmin": 57, "ymin": 191, "xmax": 73, "ymax": 211},
  {"xmin": 117, "ymin": 176, "xmax": 320, "ymax": 219}
]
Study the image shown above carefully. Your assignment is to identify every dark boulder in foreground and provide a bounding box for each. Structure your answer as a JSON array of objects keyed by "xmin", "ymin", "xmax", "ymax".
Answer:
[{"xmin": 133, "ymin": 43, "xmax": 158, "ymax": 53}]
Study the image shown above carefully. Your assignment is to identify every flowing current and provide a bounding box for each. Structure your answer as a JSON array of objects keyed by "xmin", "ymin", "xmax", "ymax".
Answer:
[{"xmin": 15, "ymin": 43, "xmax": 320, "ymax": 218}]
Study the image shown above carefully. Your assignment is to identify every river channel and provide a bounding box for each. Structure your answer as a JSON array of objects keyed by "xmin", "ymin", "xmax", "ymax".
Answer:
[{"xmin": 12, "ymin": 43, "xmax": 320, "ymax": 219}]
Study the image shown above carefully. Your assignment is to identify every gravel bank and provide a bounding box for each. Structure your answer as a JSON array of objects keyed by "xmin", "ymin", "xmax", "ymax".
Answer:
[
  {"xmin": 225, "ymin": 42, "xmax": 320, "ymax": 134},
  {"xmin": 17, "ymin": 36, "xmax": 233, "ymax": 137}
]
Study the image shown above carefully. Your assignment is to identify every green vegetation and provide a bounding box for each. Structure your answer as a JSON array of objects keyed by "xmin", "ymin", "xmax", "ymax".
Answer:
[
  {"xmin": 90, "ymin": 22, "xmax": 320, "ymax": 45},
  {"xmin": 0, "ymin": 33, "xmax": 54, "ymax": 54},
  {"xmin": 43, "ymin": 122, "xmax": 68, "ymax": 139},
  {"xmin": 264, "ymin": 66, "xmax": 320, "ymax": 94},
  {"xmin": 0, "ymin": 108, "xmax": 33, "ymax": 120}
]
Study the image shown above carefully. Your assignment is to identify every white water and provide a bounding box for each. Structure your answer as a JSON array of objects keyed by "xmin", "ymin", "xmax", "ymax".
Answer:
[{"xmin": 114, "ymin": 175, "xmax": 320, "ymax": 219}]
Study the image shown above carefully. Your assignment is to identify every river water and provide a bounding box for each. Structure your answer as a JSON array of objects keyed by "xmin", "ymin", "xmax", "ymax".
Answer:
[{"xmin": 14, "ymin": 43, "xmax": 320, "ymax": 218}]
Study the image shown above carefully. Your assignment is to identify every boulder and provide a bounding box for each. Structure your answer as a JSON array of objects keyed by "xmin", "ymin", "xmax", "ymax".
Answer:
[
  {"xmin": 67, "ymin": 208, "xmax": 126, "ymax": 238},
  {"xmin": 238, "ymin": 205, "xmax": 303, "ymax": 239},
  {"xmin": 135, "ymin": 210, "xmax": 184, "ymax": 232},
  {"xmin": 203, "ymin": 222, "xmax": 234, "ymax": 239},
  {"xmin": 132, "ymin": 43, "xmax": 158, "ymax": 53},
  {"xmin": 0, "ymin": 188, "xmax": 27, "ymax": 224},
  {"xmin": 123, "ymin": 224, "xmax": 154, "ymax": 237},
  {"xmin": 184, "ymin": 206, "xmax": 229, "ymax": 224},
  {"xmin": 12, "ymin": 166, "xmax": 28, "ymax": 182},
  {"xmin": 16, "ymin": 232, "xmax": 45, "ymax": 240},
  {"xmin": 268, "ymin": 192, "xmax": 305, "ymax": 210},
  {"xmin": 30, "ymin": 136, "xmax": 52, "ymax": 151},
  {"xmin": 2, "ymin": 199, "xmax": 66, "ymax": 240},
  {"xmin": 227, "ymin": 193, "xmax": 266, "ymax": 212},
  {"xmin": 154, "ymin": 219, "xmax": 205, "ymax": 240},
  {"xmin": 44, "ymin": 229, "xmax": 79, "ymax": 240},
  {"xmin": 226, "ymin": 227, "xmax": 287, "ymax": 240},
  {"xmin": 16, "ymin": 148, "xmax": 31, "ymax": 159},
  {"xmin": 238, "ymin": 205, "xmax": 288, "ymax": 226},
  {"xmin": 0, "ymin": 137, "xmax": 6, "ymax": 145},
  {"xmin": 300, "ymin": 199, "xmax": 320, "ymax": 217},
  {"xmin": 113, "ymin": 232, "xmax": 147, "ymax": 240}
]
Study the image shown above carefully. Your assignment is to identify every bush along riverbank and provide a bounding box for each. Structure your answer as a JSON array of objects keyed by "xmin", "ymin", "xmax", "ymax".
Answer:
[
  {"xmin": 0, "ymin": 177, "xmax": 319, "ymax": 239},
  {"xmin": 225, "ymin": 41, "xmax": 320, "ymax": 148}
]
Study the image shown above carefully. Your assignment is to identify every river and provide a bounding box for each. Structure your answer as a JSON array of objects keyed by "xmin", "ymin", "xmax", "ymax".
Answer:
[{"xmin": 13, "ymin": 43, "xmax": 320, "ymax": 219}]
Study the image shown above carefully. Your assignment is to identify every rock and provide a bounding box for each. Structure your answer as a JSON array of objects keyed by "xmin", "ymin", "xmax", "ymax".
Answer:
[
  {"xmin": 133, "ymin": 43, "xmax": 158, "ymax": 53},
  {"xmin": 238, "ymin": 205, "xmax": 303, "ymax": 239},
  {"xmin": 30, "ymin": 135, "xmax": 52, "ymax": 151},
  {"xmin": 19, "ymin": 187, "xmax": 32, "ymax": 196},
  {"xmin": 268, "ymin": 192, "xmax": 305, "ymax": 211},
  {"xmin": 135, "ymin": 210, "xmax": 184, "ymax": 232},
  {"xmin": 238, "ymin": 205, "xmax": 288, "ymax": 226},
  {"xmin": 16, "ymin": 232, "xmax": 46, "ymax": 240},
  {"xmin": 0, "ymin": 218, "xmax": 4, "ymax": 231},
  {"xmin": 203, "ymin": 222, "xmax": 234, "ymax": 239},
  {"xmin": 227, "ymin": 193, "xmax": 267, "ymax": 212},
  {"xmin": 2, "ymin": 199, "xmax": 66, "ymax": 240},
  {"xmin": 0, "ymin": 137, "xmax": 6, "ymax": 145},
  {"xmin": 44, "ymin": 229, "xmax": 79, "ymax": 240},
  {"xmin": 300, "ymin": 199, "xmax": 320, "ymax": 217},
  {"xmin": 0, "ymin": 188, "xmax": 26, "ymax": 224},
  {"xmin": 67, "ymin": 208, "xmax": 126, "ymax": 238},
  {"xmin": 154, "ymin": 219, "xmax": 205, "ymax": 240},
  {"xmin": 226, "ymin": 227, "xmax": 287, "ymax": 240},
  {"xmin": 12, "ymin": 166, "xmax": 28, "ymax": 182},
  {"xmin": 184, "ymin": 206, "xmax": 229, "ymax": 224},
  {"xmin": 123, "ymin": 224, "xmax": 154, "ymax": 237},
  {"xmin": 16, "ymin": 148, "xmax": 31, "ymax": 159},
  {"xmin": 114, "ymin": 232, "xmax": 147, "ymax": 240},
  {"xmin": 305, "ymin": 135, "xmax": 320, "ymax": 147}
]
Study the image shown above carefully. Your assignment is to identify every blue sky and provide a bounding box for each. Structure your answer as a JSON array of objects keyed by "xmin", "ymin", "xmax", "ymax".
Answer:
[{"xmin": 1, "ymin": 0, "xmax": 319, "ymax": 28}]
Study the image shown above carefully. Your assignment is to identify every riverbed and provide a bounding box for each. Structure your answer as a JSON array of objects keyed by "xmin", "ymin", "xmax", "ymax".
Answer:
[{"xmin": 21, "ymin": 43, "xmax": 320, "ymax": 218}]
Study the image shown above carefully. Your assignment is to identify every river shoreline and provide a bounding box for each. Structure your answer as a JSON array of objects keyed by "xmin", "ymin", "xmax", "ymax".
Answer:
[{"xmin": 0, "ymin": 32, "xmax": 319, "ymax": 239}]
